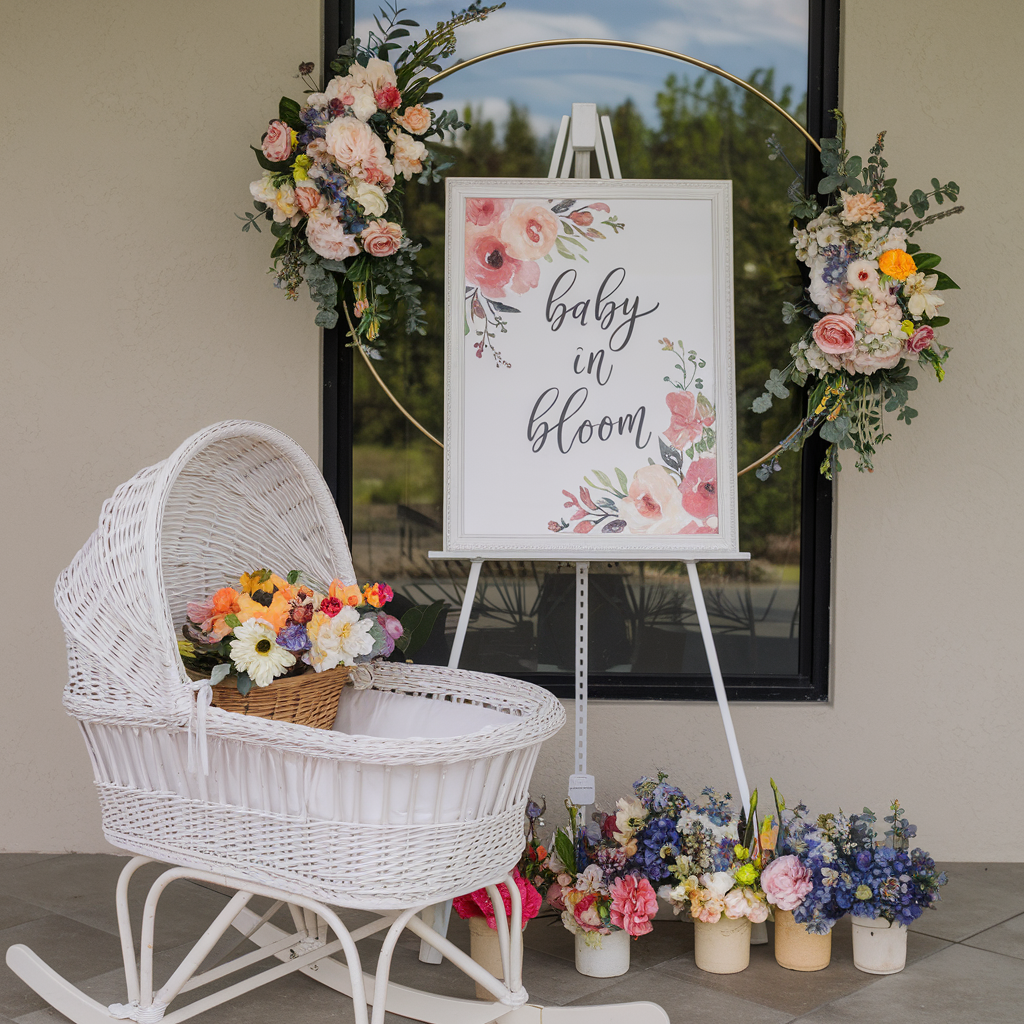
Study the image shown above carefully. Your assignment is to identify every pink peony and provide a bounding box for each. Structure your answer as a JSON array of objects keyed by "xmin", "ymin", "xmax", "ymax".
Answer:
[
  {"xmin": 325, "ymin": 116, "xmax": 386, "ymax": 171},
  {"xmin": 664, "ymin": 390, "xmax": 715, "ymax": 448},
  {"xmin": 262, "ymin": 120, "xmax": 293, "ymax": 162},
  {"xmin": 621, "ymin": 464, "xmax": 690, "ymax": 535},
  {"xmin": 453, "ymin": 869, "xmax": 542, "ymax": 929},
  {"xmin": 906, "ymin": 324, "xmax": 935, "ymax": 354},
  {"xmin": 500, "ymin": 200, "xmax": 560, "ymax": 261},
  {"xmin": 360, "ymin": 219, "xmax": 403, "ymax": 257},
  {"xmin": 679, "ymin": 457, "xmax": 718, "ymax": 520},
  {"xmin": 465, "ymin": 224, "xmax": 521, "ymax": 298},
  {"xmin": 609, "ymin": 876, "xmax": 658, "ymax": 937},
  {"xmin": 812, "ymin": 313, "xmax": 858, "ymax": 354},
  {"xmin": 305, "ymin": 211, "xmax": 360, "ymax": 261},
  {"xmin": 466, "ymin": 198, "xmax": 511, "ymax": 226},
  {"xmin": 760, "ymin": 855, "xmax": 814, "ymax": 911}
]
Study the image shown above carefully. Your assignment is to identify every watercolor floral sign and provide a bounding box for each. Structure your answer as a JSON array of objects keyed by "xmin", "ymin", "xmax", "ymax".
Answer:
[{"xmin": 444, "ymin": 179, "xmax": 740, "ymax": 559}]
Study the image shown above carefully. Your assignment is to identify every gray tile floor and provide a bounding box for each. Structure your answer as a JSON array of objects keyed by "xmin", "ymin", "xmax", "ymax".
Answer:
[{"xmin": 1, "ymin": 855, "xmax": 1021, "ymax": 1024}]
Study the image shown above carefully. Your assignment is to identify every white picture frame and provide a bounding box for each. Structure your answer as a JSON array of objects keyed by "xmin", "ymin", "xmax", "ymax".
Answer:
[{"xmin": 442, "ymin": 177, "xmax": 741, "ymax": 560}]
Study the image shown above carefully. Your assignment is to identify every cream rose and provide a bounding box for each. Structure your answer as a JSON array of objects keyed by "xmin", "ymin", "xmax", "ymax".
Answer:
[
  {"xmin": 388, "ymin": 128, "xmax": 427, "ymax": 180},
  {"xmin": 306, "ymin": 209, "xmax": 360, "ymax": 261},
  {"xmin": 349, "ymin": 56, "xmax": 398, "ymax": 94},
  {"xmin": 393, "ymin": 103, "xmax": 431, "ymax": 134},
  {"xmin": 500, "ymin": 200, "xmax": 560, "ymax": 261},
  {"xmin": 325, "ymin": 116, "xmax": 387, "ymax": 171},
  {"xmin": 360, "ymin": 219, "xmax": 403, "ymax": 257},
  {"xmin": 346, "ymin": 181, "xmax": 388, "ymax": 217}
]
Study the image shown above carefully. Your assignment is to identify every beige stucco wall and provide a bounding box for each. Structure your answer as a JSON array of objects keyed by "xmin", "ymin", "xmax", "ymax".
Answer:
[
  {"xmin": 530, "ymin": 0, "xmax": 1024, "ymax": 860},
  {"xmin": 1, "ymin": 0, "xmax": 1020, "ymax": 860},
  {"xmin": 0, "ymin": 2, "xmax": 322, "ymax": 851}
]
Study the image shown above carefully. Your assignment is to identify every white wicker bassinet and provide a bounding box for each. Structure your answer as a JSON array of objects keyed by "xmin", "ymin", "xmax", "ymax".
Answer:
[{"xmin": 56, "ymin": 420, "xmax": 564, "ymax": 910}]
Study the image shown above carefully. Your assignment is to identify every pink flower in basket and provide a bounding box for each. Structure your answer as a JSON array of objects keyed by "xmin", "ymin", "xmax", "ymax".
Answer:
[
  {"xmin": 453, "ymin": 868, "xmax": 542, "ymax": 930},
  {"xmin": 609, "ymin": 875, "xmax": 658, "ymax": 937}
]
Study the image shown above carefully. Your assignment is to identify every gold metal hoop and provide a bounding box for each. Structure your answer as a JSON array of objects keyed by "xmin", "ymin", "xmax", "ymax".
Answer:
[{"xmin": 429, "ymin": 37, "xmax": 820, "ymax": 152}]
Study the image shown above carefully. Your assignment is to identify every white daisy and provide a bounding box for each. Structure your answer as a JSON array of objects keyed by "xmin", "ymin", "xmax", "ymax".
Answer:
[{"xmin": 229, "ymin": 618, "xmax": 295, "ymax": 688}]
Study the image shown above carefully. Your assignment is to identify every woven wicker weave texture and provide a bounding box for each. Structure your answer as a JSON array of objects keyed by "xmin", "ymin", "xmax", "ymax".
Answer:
[{"xmin": 55, "ymin": 420, "xmax": 565, "ymax": 909}]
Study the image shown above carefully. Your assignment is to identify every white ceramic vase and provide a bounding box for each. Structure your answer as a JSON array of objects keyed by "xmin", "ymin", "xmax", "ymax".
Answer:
[
  {"xmin": 693, "ymin": 915, "xmax": 752, "ymax": 974},
  {"xmin": 574, "ymin": 928, "xmax": 631, "ymax": 977},
  {"xmin": 851, "ymin": 915, "xmax": 908, "ymax": 975}
]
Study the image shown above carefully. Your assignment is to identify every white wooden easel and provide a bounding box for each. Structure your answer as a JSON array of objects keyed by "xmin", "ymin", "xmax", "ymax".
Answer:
[{"xmin": 418, "ymin": 105, "xmax": 755, "ymax": 965}]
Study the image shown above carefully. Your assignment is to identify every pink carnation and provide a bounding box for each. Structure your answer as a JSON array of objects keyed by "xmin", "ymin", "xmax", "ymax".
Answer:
[
  {"xmin": 760, "ymin": 854, "xmax": 814, "ymax": 912},
  {"xmin": 452, "ymin": 869, "xmax": 542, "ymax": 929},
  {"xmin": 609, "ymin": 876, "xmax": 658, "ymax": 937}
]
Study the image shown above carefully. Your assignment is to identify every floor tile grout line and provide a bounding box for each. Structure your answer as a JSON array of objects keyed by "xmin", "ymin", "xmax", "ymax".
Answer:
[{"xmin": 914, "ymin": 907, "xmax": 1024, "ymax": 945}]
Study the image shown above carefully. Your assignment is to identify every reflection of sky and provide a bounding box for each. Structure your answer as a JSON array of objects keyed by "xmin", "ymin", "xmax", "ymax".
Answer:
[{"xmin": 355, "ymin": 1, "xmax": 807, "ymax": 135}]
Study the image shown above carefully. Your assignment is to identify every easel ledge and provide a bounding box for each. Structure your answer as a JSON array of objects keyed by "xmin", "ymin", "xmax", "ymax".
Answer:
[{"xmin": 428, "ymin": 551, "xmax": 751, "ymax": 561}]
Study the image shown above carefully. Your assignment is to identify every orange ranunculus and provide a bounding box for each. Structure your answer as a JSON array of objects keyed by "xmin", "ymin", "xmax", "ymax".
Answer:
[
  {"xmin": 878, "ymin": 248, "xmax": 916, "ymax": 281},
  {"xmin": 329, "ymin": 579, "xmax": 362, "ymax": 606},
  {"xmin": 236, "ymin": 592, "xmax": 291, "ymax": 633},
  {"xmin": 210, "ymin": 587, "xmax": 240, "ymax": 615}
]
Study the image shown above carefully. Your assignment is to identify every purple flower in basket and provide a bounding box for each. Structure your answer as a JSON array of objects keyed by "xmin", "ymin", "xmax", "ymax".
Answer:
[{"xmin": 277, "ymin": 623, "xmax": 312, "ymax": 653}]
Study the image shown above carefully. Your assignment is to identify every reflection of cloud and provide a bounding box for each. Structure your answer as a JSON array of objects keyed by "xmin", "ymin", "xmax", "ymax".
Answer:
[{"xmin": 639, "ymin": 0, "xmax": 806, "ymax": 50}]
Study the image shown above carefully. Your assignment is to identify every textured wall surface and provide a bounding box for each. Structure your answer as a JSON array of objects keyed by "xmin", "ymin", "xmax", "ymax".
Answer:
[
  {"xmin": 528, "ymin": 0, "xmax": 1024, "ymax": 860},
  {"xmin": 2, "ymin": 1, "xmax": 1020, "ymax": 860},
  {"xmin": 0, "ymin": 2, "xmax": 321, "ymax": 851}
]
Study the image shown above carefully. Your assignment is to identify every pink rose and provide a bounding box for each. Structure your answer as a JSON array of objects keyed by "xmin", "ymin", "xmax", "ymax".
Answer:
[
  {"xmin": 664, "ymin": 390, "xmax": 714, "ymax": 448},
  {"xmin": 500, "ymin": 200, "xmax": 560, "ymax": 261},
  {"xmin": 466, "ymin": 198, "xmax": 511, "ymax": 226},
  {"xmin": 906, "ymin": 325, "xmax": 935, "ymax": 354},
  {"xmin": 679, "ymin": 457, "xmax": 718, "ymax": 521},
  {"xmin": 546, "ymin": 881, "xmax": 567, "ymax": 912},
  {"xmin": 378, "ymin": 612, "xmax": 403, "ymax": 640},
  {"xmin": 760, "ymin": 854, "xmax": 814, "ymax": 912},
  {"xmin": 294, "ymin": 181, "xmax": 323, "ymax": 215},
  {"xmin": 465, "ymin": 224, "xmax": 521, "ymax": 299},
  {"xmin": 305, "ymin": 211, "xmax": 360, "ymax": 261},
  {"xmin": 360, "ymin": 219, "xmax": 403, "ymax": 257},
  {"xmin": 609, "ymin": 876, "xmax": 658, "ymax": 938},
  {"xmin": 375, "ymin": 84, "xmax": 401, "ymax": 110},
  {"xmin": 262, "ymin": 120, "xmax": 293, "ymax": 162},
  {"xmin": 812, "ymin": 313, "xmax": 858, "ymax": 354},
  {"xmin": 394, "ymin": 104, "xmax": 432, "ymax": 135},
  {"xmin": 361, "ymin": 161, "xmax": 395, "ymax": 193}
]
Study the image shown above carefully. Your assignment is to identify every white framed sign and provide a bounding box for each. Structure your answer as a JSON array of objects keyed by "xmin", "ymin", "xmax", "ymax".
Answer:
[{"xmin": 443, "ymin": 177, "xmax": 740, "ymax": 559}]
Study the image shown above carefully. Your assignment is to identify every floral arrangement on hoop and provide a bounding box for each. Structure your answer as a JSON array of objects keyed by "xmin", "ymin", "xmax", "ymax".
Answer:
[
  {"xmin": 239, "ymin": 3, "xmax": 503, "ymax": 344},
  {"xmin": 753, "ymin": 111, "xmax": 964, "ymax": 477},
  {"xmin": 178, "ymin": 568, "xmax": 405, "ymax": 695},
  {"xmin": 546, "ymin": 802, "xmax": 659, "ymax": 945}
]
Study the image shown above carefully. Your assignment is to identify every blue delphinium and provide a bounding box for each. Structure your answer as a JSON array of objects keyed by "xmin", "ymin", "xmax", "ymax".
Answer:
[{"xmin": 630, "ymin": 816, "xmax": 679, "ymax": 883}]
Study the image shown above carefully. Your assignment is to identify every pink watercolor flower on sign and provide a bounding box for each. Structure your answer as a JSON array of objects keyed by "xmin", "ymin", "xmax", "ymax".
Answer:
[
  {"xmin": 464, "ymin": 224, "xmax": 521, "ymax": 298},
  {"xmin": 620, "ymin": 465, "xmax": 690, "ymax": 535},
  {"xmin": 500, "ymin": 200, "xmax": 560, "ymax": 261},
  {"xmin": 760, "ymin": 855, "xmax": 814, "ymax": 912},
  {"xmin": 679, "ymin": 457, "xmax": 718, "ymax": 520},
  {"xmin": 609, "ymin": 876, "xmax": 658, "ymax": 937},
  {"xmin": 466, "ymin": 197, "xmax": 511, "ymax": 226},
  {"xmin": 664, "ymin": 391, "xmax": 715, "ymax": 448}
]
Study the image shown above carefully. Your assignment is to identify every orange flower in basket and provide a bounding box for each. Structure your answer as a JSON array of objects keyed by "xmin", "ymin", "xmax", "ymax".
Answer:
[
  {"xmin": 329, "ymin": 580, "xmax": 362, "ymax": 607},
  {"xmin": 205, "ymin": 587, "xmax": 241, "ymax": 639},
  {"xmin": 237, "ymin": 592, "xmax": 291, "ymax": 633}
]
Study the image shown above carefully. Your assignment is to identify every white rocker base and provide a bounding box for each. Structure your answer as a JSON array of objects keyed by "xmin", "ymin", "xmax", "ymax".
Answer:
[{"xmin": 5, "ymin": 857, "xmax": 668, "ymax": 1024}]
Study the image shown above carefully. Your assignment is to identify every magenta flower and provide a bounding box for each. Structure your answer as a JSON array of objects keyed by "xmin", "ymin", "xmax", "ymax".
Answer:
[
  {"xmin": 609, "ymin": 875, "xmax": 658, "ymax": 937},
  {"xmin": 452, "ymin": 868, "xmax": 542, "ymax": 929}
]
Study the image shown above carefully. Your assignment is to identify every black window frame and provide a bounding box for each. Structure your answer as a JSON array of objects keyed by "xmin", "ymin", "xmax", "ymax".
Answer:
[{"xmin": 323, "ymin": 0, "xmax": 840, "ymax": 703}]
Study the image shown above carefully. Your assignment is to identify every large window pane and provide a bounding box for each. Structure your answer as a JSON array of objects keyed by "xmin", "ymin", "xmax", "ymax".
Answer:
[{"xmin": 350, "ymin": 1, "xmax": 811, "ymax": 695}]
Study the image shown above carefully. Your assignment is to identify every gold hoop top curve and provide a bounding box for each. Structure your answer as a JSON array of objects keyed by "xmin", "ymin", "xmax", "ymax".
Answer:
[{"xmin": 429, "ymin": 37, "xmax": 820, "ymax": 151}]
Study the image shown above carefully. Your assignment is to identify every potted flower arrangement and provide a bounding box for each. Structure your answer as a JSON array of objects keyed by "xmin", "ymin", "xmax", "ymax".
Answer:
[
  {"xmin": 179, "ymin": 568, "xmax": 441, "ymax": 727},
  {"xmin": 753, "ymin": 111, "xmax": 963, "ymax": 477},
  {"xmin": 239, "ymin": 2, "xmax": 503, "ymax": 346},
  {"xmin": 645, "ymin": 782, "xmax": 769, "ymax": 975},
  {"xmin": 452, "ymin": 871, "xmax": 542, "ymax": 999},
  {"xmin": 838, "ymin": 800, "xmax": 947, "ymax": 974},
  {"xmin": 546, "ymin": 801, "xmax": 659, "ymax": 978}
]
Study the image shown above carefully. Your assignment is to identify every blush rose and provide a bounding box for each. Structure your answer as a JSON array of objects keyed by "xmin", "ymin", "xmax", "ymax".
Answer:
[
  {"xmin": 760, "ymin": 855, "xmax": 814, "ymax": 912},
  {"xmin": 262, "ymin": 120, "xmax": 293, "ymax": 162},
  {"xmin": 905, "ymin": 324, "xmax": 935, "ymax": 354},
  {"xmin": 360, "ymin": 219, "xmax": 403, "ymax": 257},
  {"xmin": 812, "ymin": 313, "xmax": 858, "ymax": 354}
]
